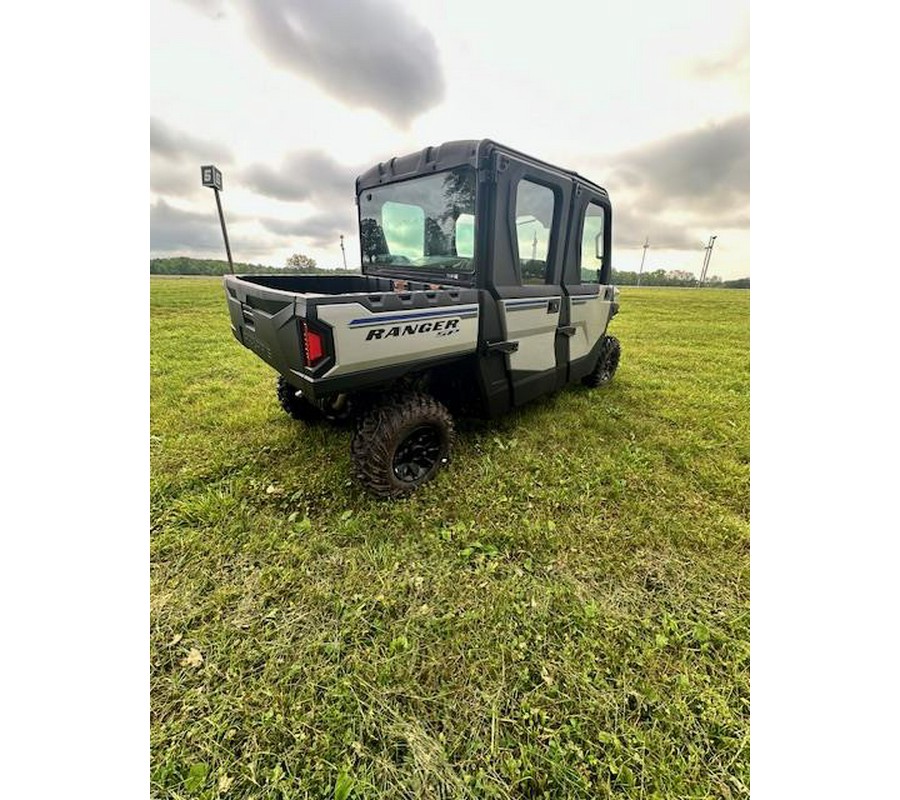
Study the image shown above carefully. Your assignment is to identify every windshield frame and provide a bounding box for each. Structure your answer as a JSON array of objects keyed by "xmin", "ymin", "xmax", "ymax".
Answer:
[{"xmin": 357, "ymin": 166, "xmax": 479, "ymax": 283}]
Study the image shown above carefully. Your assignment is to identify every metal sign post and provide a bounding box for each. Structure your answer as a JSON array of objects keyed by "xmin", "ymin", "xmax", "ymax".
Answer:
[{"xmin": 201, "ymin": 165, "xmax": 233, "ymax": 274}]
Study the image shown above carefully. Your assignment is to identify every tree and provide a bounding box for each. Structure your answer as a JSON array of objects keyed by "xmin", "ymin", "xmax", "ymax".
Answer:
[
  {"xmin": 285, "ymin": 253, "xmax": 317, "ymax": 271},
  {"xmin": 360, "ymin": 219, "xmax": 387, "ymax": 264},
  {"xmin": 424, "ymin": 217, "xmax": 447, "ymax": 256},
  {"xmin": 666, "ymin": 269, "xmax": 695, "ymax": 285}
]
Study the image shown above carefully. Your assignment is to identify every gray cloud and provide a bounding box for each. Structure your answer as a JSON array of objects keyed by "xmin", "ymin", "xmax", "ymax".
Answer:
[
  {"xmin": 242, "ymin": 150, "xmax": 357, "ymax": 203},
  {"xmin": 260, "ymin": 209, "xmax": 356, "ymax": 248},
  {"xmin": 235, "ymin": 0, "xmax": 444, "ymax": 126},
  {"xmin": 150, "ymin": 196, "xmax": 351, "ymax": 258},
  {"xmin": 150, "ymin": 160, "xmax": 199, "ymax": 199},
  {"xmin": 586, "ymin": 115, "xmax": 749, "ymax": 249},
  {"xmin": 150, "ymin": 199, "xmax": 223, "ymax": 252},
  {"xmin": 150, "ymin": 118, "xmax": 234, "ymax": 200},
  {"xmin": 612, "ymin": 204, "xmax": 698, "ymax": 251},
  {"xmin": 245, "ymin": 148, "xmax": 386, "ymax": 249},
  {"xmin": 150, "ymin": 118, "xmax": 233, "ymax": 164},
  {"xmin": 714, "ymin": 212, "xmax": 750, "ymax": 230},
  {"xmin": 609, "ymin": 114, "xmax": 749, "ymax": 213},
  {"xmin": 150, "ymin": 200, "xmax": 275, "ymax": 256}
]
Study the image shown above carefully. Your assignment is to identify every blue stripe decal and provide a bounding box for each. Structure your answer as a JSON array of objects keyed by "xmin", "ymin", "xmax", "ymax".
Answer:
[
  {"xmin": 349, "ymin": 305, "xmax": 479, "ymax": 327},
  {"xmin": 571, "ymin": 295, "xmax": 599, "ymax": 305}
]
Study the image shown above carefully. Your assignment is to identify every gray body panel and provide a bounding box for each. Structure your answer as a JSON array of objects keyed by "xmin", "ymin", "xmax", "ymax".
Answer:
[
  {"xmin": 315, "ymin": 301, "xmax": 479, "ymax": 377},
  {"xmin": 568, "ymin": 293, "xmax": 613, "ymax": 362},
  {"xmin": 498, "ymin": 296, "xmax": 561, "ymax": 373}
]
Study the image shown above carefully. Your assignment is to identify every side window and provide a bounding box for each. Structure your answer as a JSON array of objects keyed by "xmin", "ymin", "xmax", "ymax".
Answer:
[
  {"xmin": 514, "ymin": 179, "xmax": 555, "ymax": 285},
  {"xmin": 579, "ymin": 202, "xmax": 605, "ymax": 283}
]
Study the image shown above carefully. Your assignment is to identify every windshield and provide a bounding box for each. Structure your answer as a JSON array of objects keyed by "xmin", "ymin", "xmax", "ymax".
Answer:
[{"xmin": 358, "ymin": 167, "xmax": 476, "ymax": 273}]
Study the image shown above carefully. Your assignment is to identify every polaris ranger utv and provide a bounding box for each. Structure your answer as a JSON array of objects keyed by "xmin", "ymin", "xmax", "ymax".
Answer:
[{"xmin": 217, "ymin": 140, "xmax": 620, "ymax": 498}]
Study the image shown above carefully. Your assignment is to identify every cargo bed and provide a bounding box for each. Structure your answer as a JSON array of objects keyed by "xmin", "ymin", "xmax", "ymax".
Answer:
[{"xmin": 224, "ymin": 273, "xmax": 482, "ymax": 400}]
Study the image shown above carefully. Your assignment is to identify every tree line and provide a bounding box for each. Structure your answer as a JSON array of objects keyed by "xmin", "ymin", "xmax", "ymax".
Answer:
[
  {"xmin": 611, "ymin": 268, "xmax": 749, "ymax": 288},
  {"xmin": 149, "ymin": 256, "xmax": 357, "ymax": 276},
  {"xmin": 150, "ymin": 256, "xmax": 749, "ymax": 288}
]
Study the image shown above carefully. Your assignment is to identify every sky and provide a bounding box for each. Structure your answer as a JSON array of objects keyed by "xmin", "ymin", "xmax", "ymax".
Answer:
[{"xmin": 150, "ymin": 0, "xmax": 749, "ymax": 279}]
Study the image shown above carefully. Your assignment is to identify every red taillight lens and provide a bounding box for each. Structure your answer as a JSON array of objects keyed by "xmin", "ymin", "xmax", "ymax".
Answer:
[{"xmin": 302, "ymin": 323, "xmax": 325, "ymax": 366}]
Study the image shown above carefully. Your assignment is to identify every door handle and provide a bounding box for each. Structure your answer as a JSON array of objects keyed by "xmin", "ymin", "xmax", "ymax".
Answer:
[
  {"xmin": 484, "ymin": 340, "xmax": 519, "ymax": 354},
  {"xmin": 547, "ymin": 299, "xmax": 560, "ymax": 313}
]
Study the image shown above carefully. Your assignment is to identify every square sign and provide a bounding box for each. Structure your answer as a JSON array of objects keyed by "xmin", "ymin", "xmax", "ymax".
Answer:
[{"xmin": 201, "ymin": 164, "xmax": 223, "ymax": 191}]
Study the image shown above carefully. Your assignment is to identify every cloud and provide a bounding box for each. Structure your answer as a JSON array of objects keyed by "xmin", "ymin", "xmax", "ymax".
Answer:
[
  {"xmin": 260, "ymin": 209, "xmax": 356, "ymax": 248},
  {"xmin": 150, "ymin": 118, "xmax": 234, "ymax": 199},
  {"xmin": 150, "ymin": 199, "xmax": 223, "ymax": 252},
  {"xmin": 242, "ymin": 150, "xmax": 356, "ymax": 203},
  {"xmin": 150, "ymin": 118, "xmax": 233, "ymax": 164},
  {"xmin": 150, "ymin": 199, "xmax": 274, "ymax": 256},
  {"xmin": 231, "ymin": 0, "xmax": 444, "ymax": 126},
  {"xmin": 587, "ymin": 115, "xmax": 749, "ymax": 248},
  {"xmin": 609, "ymin": 114, "xmax": 749, "ymax": 213},
  {"xmin": 150, "ymin": 160, "xmax": 200, "ymax": 198},
  {"xmin": 150, "ymin": 195, "xmax": 351, "ymax": 258},
  {"xmin": 612, "ymin": 204, "xmax": 699, "ymax": 251}
]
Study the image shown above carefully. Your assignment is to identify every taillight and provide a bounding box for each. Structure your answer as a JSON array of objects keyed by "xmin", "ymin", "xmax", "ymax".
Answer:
[{"xmin": 302, "ymin": 322, "xmax": 325, "ymax": 367}]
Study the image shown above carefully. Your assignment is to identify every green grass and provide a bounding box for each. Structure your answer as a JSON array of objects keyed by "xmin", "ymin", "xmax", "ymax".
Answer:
[{"xmin": 151, "ymin": 278, "xmax": 749, "ymax": 799}]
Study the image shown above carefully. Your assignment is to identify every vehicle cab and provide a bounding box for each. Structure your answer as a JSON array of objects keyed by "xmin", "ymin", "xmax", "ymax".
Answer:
[{"xmin": 355, "ymin": 139, "xmax": 618, "ymax": 413}]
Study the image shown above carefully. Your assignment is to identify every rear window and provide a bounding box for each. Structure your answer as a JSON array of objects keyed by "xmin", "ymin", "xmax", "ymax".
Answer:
[{"xmin": 359, "ymin": 167, "xmax": 477, "ymax": 274}]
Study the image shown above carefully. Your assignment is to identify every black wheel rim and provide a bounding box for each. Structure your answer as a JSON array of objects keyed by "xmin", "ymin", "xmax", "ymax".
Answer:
[
  {"xmin": 599, "ymin": 340, "xmax": 619, "ymax": 381},
  {"xmin": 392, "ymin": 425, "xmax": 442, "ymax": 483}
]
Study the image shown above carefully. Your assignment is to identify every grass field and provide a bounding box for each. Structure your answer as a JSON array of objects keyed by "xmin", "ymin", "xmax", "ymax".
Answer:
[{"xmin": 150, "ymin": 278, "xmax": 749, "ymax": 799}]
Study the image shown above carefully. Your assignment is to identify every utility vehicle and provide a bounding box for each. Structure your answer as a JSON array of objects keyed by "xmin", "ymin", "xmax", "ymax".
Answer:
[{"xmin": 212, "ymin": 140, "xmax": 621, "ymax": 498}]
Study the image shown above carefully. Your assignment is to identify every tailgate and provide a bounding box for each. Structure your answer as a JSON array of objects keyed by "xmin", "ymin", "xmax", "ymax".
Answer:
[{"xmin": 223, "ymin": 275, "xmax": 308, "ymax": 377}]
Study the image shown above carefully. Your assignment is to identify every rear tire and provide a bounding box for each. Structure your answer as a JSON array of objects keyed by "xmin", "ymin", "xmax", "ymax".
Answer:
[
  {"xmin": 351, "ymin": 392, "xmax": 454, "ymax": 498},
  {"xmin": 276, "ymin": 376, "xmax": 321, "ymax": 421},
  {"xmin": 582, "ymin": 335, "xmax": 621, "ymax": 388}
]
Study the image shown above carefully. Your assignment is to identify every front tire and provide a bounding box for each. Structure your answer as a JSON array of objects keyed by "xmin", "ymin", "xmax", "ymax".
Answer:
[
  {"xmin": 351, "ymin": 392, "xmax": 454, "ymax": 498},
  {"xmin": 582, "ymin": 335, "xmax": 621, "ymax": 388},
  {"xmin": 276, "ymin": 376, "xmax": 321, "ymax": 421}
]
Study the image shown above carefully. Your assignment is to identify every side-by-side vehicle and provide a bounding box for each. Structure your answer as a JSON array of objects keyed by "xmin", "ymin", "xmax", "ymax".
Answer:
[{"xmin": 210, "ymin": 140, "xmax": 621, "ymax": 497}]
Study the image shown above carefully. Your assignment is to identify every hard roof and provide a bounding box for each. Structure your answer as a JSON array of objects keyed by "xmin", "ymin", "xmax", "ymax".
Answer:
[{"xmin": 355, "ymin": 139, "xmax": 607, "ymax": 197}]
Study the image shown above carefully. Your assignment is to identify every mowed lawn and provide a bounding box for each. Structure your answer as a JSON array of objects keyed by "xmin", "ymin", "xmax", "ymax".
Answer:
[{"xmin": 150, "ymin": 278, "xmax": 749, "ymax": 799}]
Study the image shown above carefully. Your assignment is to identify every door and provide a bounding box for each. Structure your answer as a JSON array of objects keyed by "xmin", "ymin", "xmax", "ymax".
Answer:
[
  {"xmin": 488, "ymin": 158, "xmax": 572, "ymax": 406},
  {"xmin": 563, "ymin": 189, "xmax": 615, "ymax": 383}
]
